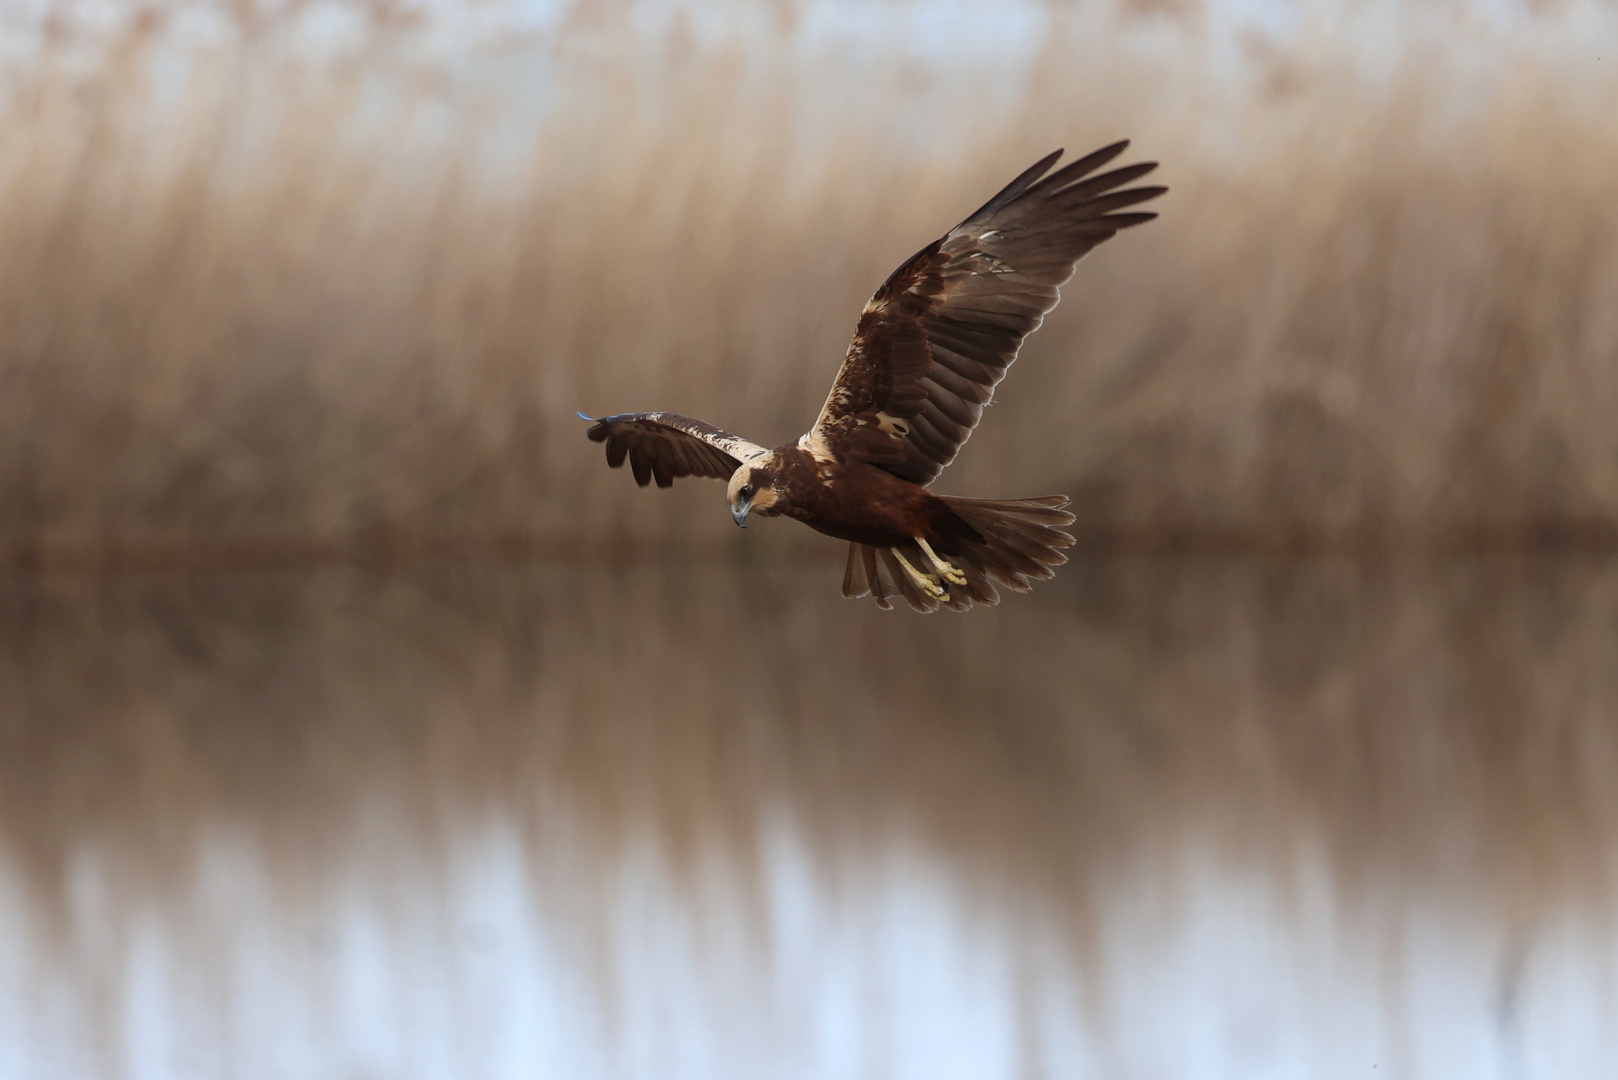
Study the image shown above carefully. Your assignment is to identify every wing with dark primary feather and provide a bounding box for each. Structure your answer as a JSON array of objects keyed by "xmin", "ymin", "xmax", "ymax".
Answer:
[
  {"xmin": 582, "ymin": 412, "xmax": 767, "ymax": 487},
  {"xmin": 807, "ymin": 141, "xmax": 1166, "ymax": 486}
]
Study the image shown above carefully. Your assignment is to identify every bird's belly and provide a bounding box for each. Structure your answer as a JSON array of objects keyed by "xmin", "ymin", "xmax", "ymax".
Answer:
[
  {"xmin": 788, "ymin": 467, "xmax": 931, "ymax": 548},
  {"xmin": 800, "ymin": 513, "xmax": 913, "ymax": 548}
]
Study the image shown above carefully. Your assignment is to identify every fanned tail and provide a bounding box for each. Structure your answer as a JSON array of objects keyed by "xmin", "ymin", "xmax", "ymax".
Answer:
[{"xmin": 840, "ymin": 495, "xmax": 1076, "ymax": 613}]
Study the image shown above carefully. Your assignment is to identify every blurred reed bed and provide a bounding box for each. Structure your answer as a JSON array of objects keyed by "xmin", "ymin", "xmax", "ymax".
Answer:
[
  {"xmin": 1, "ymin": 1, "xmax": 1616, "ymax": 563},
  {"xmin": 3, "ymin": 558, "xmax": 1616, "ymax": 961}
]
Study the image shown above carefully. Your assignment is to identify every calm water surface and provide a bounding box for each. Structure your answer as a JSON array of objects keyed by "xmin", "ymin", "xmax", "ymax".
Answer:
[{"xmin": 1, "ymin": 557, "xmax": 1615, "ymax": 1079}]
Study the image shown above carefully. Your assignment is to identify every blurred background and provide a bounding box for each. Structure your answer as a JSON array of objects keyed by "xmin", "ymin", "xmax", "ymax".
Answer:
[{"xmin": 1, "ymin": 0, "xmax": 1617, "ymax": 1076}]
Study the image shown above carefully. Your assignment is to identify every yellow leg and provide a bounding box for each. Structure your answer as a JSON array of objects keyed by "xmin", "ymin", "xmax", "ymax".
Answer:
[
  {"xmin": 916, "ymin": 537, "xmax": 968, "ymax": 586},
  {"xmin": 890, "ymin": 548, "xmax": 948, "ymax": 599}
]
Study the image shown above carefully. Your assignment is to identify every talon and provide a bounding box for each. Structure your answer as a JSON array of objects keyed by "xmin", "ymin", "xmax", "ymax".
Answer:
[
  {"xmin": 891, "ymin": 548, "xmax": 948, "ymax": 599},
  {"xmin": 917, "ymin": 537, "xmax": 968, "ymax": 586}
]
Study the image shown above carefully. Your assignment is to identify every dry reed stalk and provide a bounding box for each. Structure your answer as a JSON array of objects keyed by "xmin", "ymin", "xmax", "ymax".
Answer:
[{"xmin": 1, "ymin": 2, "xmax": 1615, "ymax": 561}]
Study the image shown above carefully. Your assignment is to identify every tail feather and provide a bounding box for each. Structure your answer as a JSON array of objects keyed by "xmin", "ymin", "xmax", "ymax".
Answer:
[{"xmin": 840, "ymin": 495, "xmax": 1076, "ymax": 613}]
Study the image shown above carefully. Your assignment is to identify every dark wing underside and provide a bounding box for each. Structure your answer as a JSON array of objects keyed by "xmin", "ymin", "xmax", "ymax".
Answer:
[
  {"xmin": 582, "ymin": 412, "xmax": 766, "ymax": 487},
  {"xmin": 807, "ymin": 142, "xmax": 1166, "ymax": 486}
]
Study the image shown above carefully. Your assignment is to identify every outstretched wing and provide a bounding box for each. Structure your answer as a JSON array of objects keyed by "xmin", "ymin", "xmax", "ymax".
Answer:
[
  {"xmin": 582, "ymin": 412, "xmax": 767, "ymax": 488},
  {"xmin": 807, "ymin": 142, "xmax": 1165, "ymax": 485}
]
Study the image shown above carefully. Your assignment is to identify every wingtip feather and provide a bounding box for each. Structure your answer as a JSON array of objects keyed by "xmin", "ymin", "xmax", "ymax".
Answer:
[{"xmin": 963, "ymin": 148, "xmax": 1066, "ymax": 222}]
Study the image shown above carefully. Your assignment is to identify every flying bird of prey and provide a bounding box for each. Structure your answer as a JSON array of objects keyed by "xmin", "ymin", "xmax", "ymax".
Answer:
[{"xmin": 582, "ymin": 142, "xmax": 1164, "ymax": 612}]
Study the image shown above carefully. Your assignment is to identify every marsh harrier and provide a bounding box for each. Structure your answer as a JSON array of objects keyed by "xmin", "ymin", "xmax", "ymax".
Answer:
[{"xmin": 583, "ymin": 142, "xmax": 1164, "ymax": 611}]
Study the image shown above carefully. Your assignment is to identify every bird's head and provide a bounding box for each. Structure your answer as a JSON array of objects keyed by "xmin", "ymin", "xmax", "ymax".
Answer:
[{"xmin": 727, "ymin": 454, "xmax": 783, "ymax": 528}]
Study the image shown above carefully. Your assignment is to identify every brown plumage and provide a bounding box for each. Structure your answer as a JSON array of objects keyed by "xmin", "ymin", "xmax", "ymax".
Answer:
[{"xmin": 583, "ymin": 142, "xmax": 1165, "ymax": 611}]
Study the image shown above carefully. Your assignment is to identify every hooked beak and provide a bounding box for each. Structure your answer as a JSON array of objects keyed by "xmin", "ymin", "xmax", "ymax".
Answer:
[{"xmin": 731, "ymin": 497, "xmax": 752, "ymax": 528}]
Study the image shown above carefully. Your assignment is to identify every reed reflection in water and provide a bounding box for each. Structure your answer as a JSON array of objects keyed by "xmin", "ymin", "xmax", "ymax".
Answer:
[{"xmin": 1, "ymin": 557, "xmax": 1616, "ymax": 1078}]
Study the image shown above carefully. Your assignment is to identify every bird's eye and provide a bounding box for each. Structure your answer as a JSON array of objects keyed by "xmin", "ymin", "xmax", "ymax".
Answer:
[{"xmin": 740, "ymin": 485, "xmax": 754, "ymax": 499}]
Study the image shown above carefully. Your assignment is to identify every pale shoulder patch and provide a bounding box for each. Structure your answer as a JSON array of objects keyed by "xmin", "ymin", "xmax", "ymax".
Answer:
[{"xmin": 798, "ymin": 430, "xmax": 836, "ymax": 464}]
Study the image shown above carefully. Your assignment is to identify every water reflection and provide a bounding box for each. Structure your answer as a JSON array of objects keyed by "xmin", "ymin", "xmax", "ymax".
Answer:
[{"xmin": 1, "ymin": 557, "xmax": 1616, "ymax": 1077}]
